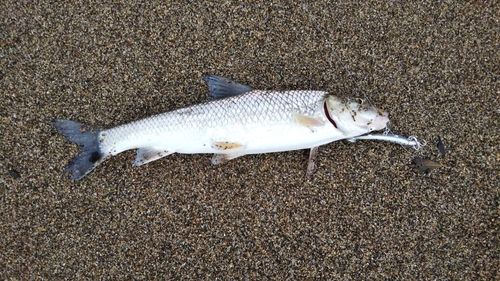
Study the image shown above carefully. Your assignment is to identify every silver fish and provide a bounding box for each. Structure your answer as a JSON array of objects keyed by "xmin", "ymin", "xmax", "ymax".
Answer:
[{"xmin": 53, "ymin": 75, "xmax": 389, "ymax": 180}]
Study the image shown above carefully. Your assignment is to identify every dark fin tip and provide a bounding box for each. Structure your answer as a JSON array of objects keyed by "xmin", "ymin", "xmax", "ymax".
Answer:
[
  {"xmin": 53, "ymin": 119, "xmax": 104, "ymax": 180},
  {"xmin": 89, "ymin": 151, "xmax": 102, "ymax": 164}
]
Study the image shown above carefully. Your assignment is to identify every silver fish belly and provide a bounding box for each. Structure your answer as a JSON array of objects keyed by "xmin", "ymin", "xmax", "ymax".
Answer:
[{"xmin": 53, "ymin": 75, "xmax": 389, "ymax": 180}]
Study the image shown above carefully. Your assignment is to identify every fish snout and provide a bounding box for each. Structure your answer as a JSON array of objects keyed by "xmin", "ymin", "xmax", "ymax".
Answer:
[{"xmin": 372, "ymin": 111, "xmax": 390, "ymax": 131}]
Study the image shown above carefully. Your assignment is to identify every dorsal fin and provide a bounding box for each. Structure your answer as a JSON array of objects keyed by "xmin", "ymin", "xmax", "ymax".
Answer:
[{"xmin": 203, "ymin": 75, "xmax": 253, "ymax": 100}]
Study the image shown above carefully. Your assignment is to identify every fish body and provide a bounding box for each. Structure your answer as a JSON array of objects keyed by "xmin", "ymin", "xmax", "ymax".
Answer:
[{"xmin": 53, "ymin": 76, "xmax": 389, "ymax": 180}]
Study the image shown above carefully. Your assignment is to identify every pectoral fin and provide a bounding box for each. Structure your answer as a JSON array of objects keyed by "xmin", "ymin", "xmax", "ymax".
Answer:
[
  {"xmin": 212, "ymin": 153, "xmax": 244, "ymax": 165},
  {"xmin": 293, "ymin": 113, "xmax": 325, "ymax": 128},
  {"xmin": 133, "ymin": 147, "xmax": 173, "ymax": 166},
  {"xmin": 306, "ymin": 146, "xmax": 319, "ymax": 176}
]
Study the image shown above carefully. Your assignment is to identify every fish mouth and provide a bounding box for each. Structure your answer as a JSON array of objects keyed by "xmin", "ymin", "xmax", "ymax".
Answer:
[{"xmin": 372, "ymin": 111, "xmax": 389, "ymax": 130}]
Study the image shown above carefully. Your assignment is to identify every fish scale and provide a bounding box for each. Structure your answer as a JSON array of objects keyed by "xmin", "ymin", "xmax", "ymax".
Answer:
[{"xmin": 101, "ymin": 90, "xmax": 326, "ymax": 155}]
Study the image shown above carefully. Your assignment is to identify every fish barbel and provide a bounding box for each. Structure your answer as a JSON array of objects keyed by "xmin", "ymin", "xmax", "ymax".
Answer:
[{"xmin": 53, "ymin": 75, "xmax": 389, "ymax": 180}]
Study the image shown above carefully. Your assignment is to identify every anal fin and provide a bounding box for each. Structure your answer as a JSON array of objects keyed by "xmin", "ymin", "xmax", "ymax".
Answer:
[
  {"xmin": 212, "ymin": 153, "xmax": 244, "ymax": 165},
  {"xmin": 133, "ymin": 147, "xmax": 173, "ymax": 166}
]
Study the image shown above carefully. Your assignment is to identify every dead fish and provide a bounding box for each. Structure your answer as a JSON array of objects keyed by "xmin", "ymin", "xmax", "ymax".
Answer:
[
  {"xmin": 437, "ymin": 136, "xmax": 446, "ymax": 157},
  {"xmin": 410, "ymin": 157, "xmax": 442, "ymax": 173},
  {"xmin": 53, "ymin": 75, "xmax": 389, "ymax": 180}
]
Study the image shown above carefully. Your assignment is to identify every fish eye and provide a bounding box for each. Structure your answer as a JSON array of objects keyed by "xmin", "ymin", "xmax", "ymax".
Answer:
[{"xmin": 355, "ymin": 98, "xmax": 364, "ymax": 104}]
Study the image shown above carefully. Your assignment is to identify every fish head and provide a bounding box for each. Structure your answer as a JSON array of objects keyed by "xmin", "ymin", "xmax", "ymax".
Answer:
[{"xmin": 325, "ymin": 96, "xmax": 389, "ymax": 136}]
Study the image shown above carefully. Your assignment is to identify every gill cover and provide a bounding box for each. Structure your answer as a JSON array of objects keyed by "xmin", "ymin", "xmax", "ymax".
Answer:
[{"xmin": 324, "ymin": 96, "xmax": 389, "ymax": 136}]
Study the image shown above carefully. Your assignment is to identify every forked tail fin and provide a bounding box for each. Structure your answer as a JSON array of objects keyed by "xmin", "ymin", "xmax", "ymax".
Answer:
[{"xmin": 52, "ymin": 119, "xmax": 105, "ymax": 180}]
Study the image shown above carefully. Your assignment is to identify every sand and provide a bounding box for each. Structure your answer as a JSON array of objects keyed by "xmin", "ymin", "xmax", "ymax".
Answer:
[{"xmin": 1, "ymin": 1, "xmax": 498, "ymax": 279}]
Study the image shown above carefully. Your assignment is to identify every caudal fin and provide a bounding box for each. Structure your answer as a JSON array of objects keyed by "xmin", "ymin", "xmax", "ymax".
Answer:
[{"xmin": 52, "ymin": 119, "xmax": 105, "ymax": 180}]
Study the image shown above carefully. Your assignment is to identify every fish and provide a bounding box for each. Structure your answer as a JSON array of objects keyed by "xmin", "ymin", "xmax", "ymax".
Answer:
[
  {"xmin": 437, "ymin": 136, "xmax": 446, "ymax": 157},
  {"xmin": 53, "ymin": 75, "xmax": 390, "ymax": 180},
  {"xmin": 410, "ymin": 157, "xmax": 442, "ymax": 173}
]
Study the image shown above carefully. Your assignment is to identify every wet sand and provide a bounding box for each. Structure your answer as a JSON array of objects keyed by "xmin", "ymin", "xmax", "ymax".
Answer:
[{"xmin": 1, "ymin": 1, "xmax": 498, "ymax": 279}]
